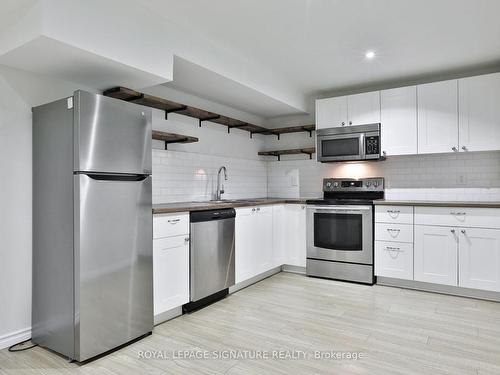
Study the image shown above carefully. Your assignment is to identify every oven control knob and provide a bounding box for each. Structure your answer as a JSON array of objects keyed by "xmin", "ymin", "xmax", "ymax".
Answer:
[
  {"xmin": 326, "ymin": 182, "xmax": 332, "ymax": 188},
  {"xmin": 365, "ymin": 181, "xmax": 371, "ymax": 187},
  {"xmin": 373, "ymin": 181, "xmax": 379, "ymax": 187},
  {"xmin": 333, "ymin": 181, "xmax": 339, "ymax": 188}
]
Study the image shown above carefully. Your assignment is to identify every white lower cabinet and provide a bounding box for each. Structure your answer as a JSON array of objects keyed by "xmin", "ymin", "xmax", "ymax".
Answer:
[
  {"xmin": 414, "ymin": 225, "xmax": 458, "ymax": 286},
  {"xmin": 255, "ymin": 206, "xmax": 274, "ymax": 274},
  {"xmin": 459, "ymin": 228, "xmax": 500, "ymax": 292},
  {"xmin": 235, "ymin": 206, "xmax": 274, "ymax": 283},
  {"xmin": 153, "ymin": 235, "xmax": 190, "ymax": 315},
  {"xmin": 235, "ymin": 204, "xmax": 306, "ymax": 284},
  {"xmin": 284, "ymin": 204, "xmax": 307, "ymax": 267},
  {"xmin": 375, "ymin": 241, "xmax": 413, "ymax": 280},
  {"xmin": 272, "ymin": 205, "xmax": 286, "ymax": 268}
]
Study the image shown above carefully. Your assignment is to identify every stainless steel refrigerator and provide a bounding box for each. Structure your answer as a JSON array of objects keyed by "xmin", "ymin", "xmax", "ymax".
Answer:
[{"xmin": 32, "ymin": 90, "xmax": 153, "ymax": 362}]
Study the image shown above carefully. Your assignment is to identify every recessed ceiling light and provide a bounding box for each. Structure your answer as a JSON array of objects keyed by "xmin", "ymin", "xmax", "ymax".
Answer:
[{"xmin": 365, "ymin": 50, "xmax": 376, "ymax": 60}]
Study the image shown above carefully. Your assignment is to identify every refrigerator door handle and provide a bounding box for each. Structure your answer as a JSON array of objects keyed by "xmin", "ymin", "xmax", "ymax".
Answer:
[{"xmin": 83, "ymin": 173, "xmax": 149, "ymax": 182}]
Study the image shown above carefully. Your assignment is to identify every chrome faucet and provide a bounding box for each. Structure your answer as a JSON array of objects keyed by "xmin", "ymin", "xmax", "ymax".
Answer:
[{"xmin": 216, "ymin": 166, "xmax": 228, "ymax": 200}]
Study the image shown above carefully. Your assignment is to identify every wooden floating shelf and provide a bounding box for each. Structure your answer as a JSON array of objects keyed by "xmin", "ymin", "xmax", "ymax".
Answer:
[
  {"xmin": 258, "ymin": 147, "xmax": 316, "ymax": 161},
  {"xmin": 266, "ymin": 125, "xmax": 315, "ymax": 139},
  {"xmin": 152, "ymin": 130, "xmax": 199, "ymax": 150},
  {"xmin": 103, "ymin": 87, "xmax": 315, "ymax": 139}
]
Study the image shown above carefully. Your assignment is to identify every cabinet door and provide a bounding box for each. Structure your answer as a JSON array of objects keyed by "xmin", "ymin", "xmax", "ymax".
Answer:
[
  {"xmin": 459, "ymin": 228, "xmax": 500, "ymax": 292},
  {"xmin": 347, "ymin": 91, "xmax": 381, "ymax": 126},
  {"xmin": 285, "ymin": 204, "xmax": 307, "ymax": 267},
  {"xmin": 272, "ymin": 205, "xmax": 286, "ymax": 268},
  {"xmin": 414, "ymin": 225, "xmax": 458, "ymax": 286},
  {"xmin": 235, "ymin": 207, "xmax": 258, "ymax": 283},
  {"xmin": 255, "ymin": 206, "xmax": 274, "ymax": 273},
  {"xmin": 153, "ymin": 236, "xmax": 189, "ymax": 315},
  {"xmin": 459, "ymin": 73, "xmax": 500, "ymax": 152},
  {"xmin": 315, "ymin": 97, "xmax": 348, "ymax": 129},
  {"xmin": 417, "ymin": 80, "xmax": 458, "ymax": 154},
  {"xmin": 380, "ymin": 86, "xmax": 417, "ymax": 155}
]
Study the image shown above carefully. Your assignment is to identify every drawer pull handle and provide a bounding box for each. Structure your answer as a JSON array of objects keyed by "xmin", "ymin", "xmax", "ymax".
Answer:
[
  {"xmin": 386, "ymin": 228, "xmax": 401, "ymax": 237},
  {"xmin": 168, "ymin": 219, "xmax": 181, "ymax": 224},
  {"xmin": 387, "ymin": 210, "xmax": 400, "ymax": 218},
  {"xmin": 385, "ymin": 246, "xmax": 403, "ymax": 259}
]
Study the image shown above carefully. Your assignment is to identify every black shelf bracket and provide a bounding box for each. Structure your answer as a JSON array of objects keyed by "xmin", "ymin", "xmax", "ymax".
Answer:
[
  {"xmin": 302, "ymin": 127, "xmax": 313, "ymax": 137},
  {"xmin": 199, "ymin": 115, "xmax": 220, "ymax": 127},
  {"xmin": 300, "ymin": 150, "xmax": 313, "ymax": 159},
  {"xmin": 165, "ymin": 106, "xmax": 187, "ymax": 120}
]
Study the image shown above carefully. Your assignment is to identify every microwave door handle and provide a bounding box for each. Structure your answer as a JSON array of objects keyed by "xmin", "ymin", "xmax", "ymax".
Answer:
[{"xmin": 359, "ymin": 133, "xmax": 365, "ymax": 158}]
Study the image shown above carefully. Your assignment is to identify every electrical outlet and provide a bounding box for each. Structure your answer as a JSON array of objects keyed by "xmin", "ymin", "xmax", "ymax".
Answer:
[{"xmin": 456, "ymin": 174, "xmax": 467, "ymax": 185}]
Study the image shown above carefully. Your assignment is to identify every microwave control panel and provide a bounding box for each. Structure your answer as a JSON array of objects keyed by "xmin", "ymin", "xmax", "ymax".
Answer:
[{"xmin": 365, "ymin": 135, "xmax": 380, "ymax": 155}]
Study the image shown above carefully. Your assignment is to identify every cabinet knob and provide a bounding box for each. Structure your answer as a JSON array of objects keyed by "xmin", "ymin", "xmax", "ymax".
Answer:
[
  {"xmin": 461, "ymin": 229, "xmax": 466, "ymax": 234},
  {"xmin": 451, "ymin": 229, "xmax": 455, "ymax": 233},
  {"xmin": 452, "ymin": 146, "xmax": 458, "ymax": 152},
  {"xmin": 341, "ymin": 122, "xmax": 345, "ymax": 126},
  {"xmin": 461, "ymin": 146, "xmax": 467, "ymax": 151},
  {"xmin": 349, "ymin": 121, "xmax": 352, "ymax": 125},
  {"xmin": 256, "ymin": 207, "xmax": 260, "ymax": 212},
  {"xmin": 185, "ymin": 237, "xmax": 190, "ymax": 243}
]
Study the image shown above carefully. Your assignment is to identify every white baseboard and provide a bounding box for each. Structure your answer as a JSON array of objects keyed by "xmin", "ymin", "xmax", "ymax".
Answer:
[
  {"xmin": 0, "ymin": 327, "xmax": 31, "ymax": 350},
  {"xmin": 282, "ymin": 264, "xmax": 306, "ymax": 274},
  {"xmin": 154, "ymin": 306, "xmax": 183, "ymax": 326}
]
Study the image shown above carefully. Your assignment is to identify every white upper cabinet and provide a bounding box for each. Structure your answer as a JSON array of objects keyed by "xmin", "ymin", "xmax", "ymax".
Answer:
[
  {"xmin": 380, "ymin": 86, "xmax": 417, "ymax": 156},
  {"xmin": 417, "ymin": 80, "xmax": 459, "ymax": 154},
  {"xmin": 316, "ymin": 96, "xmax": 348, "ymax": 129},
  {"xmin": 459, "ymin": 72, "xmax": 500, "ymax": 152},
  {"xmin": 347, "ymin": 91, "xmax": 381, "ymax": 126},
  {"xmin": 315, "ymin": 91, "xmax": 380, "ymax": 129}
]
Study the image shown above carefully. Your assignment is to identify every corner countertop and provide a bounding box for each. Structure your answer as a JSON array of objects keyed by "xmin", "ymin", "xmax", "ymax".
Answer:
[
  {"xmin": 373, "ymin": 200, "xmax": 500, "ymax": 208},
  {"xmin": 152, "ymin": 198, "xmax": 308, "ymax": 214}
]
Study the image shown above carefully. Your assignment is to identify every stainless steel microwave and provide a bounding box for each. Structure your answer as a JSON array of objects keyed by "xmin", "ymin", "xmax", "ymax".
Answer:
[{"xmin": 316, "ymin": 123, "xmax": 381, "ymax": 162}]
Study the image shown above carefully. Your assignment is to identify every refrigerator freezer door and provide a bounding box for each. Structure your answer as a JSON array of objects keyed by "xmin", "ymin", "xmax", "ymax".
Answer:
[
  {"xmin": 74, "ymin": 90, "xmax": 152, "ymax": 175},
  {"xmin": 74, "ymin": 174, "xmax": 153, "ymax": 362}
]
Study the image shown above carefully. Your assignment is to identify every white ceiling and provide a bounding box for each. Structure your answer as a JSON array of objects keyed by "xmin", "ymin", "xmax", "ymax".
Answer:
[
  {"xmin": 164, "ymin": 57, "xmax": 306, "ymax": 118},
  {"xmin": 141, "ymin": 0, "xmax": 500, "ymax": 96}
]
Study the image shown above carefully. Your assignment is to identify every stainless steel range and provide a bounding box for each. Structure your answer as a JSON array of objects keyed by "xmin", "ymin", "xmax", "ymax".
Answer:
[{"xmin": 306, "ymin": 177, "xmax": 384, "ymax": 284}]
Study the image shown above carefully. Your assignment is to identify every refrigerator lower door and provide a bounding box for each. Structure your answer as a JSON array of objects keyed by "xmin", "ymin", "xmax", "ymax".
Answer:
[
  {"xmin": 74, "ymin": 174, "xmax": 153, "ymax": 362},
  {"xmin": 74, "ymin": 90, "xmax": 152, "ymax": 175}
]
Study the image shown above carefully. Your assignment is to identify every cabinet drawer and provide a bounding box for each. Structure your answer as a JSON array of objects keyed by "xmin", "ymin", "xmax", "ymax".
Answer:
[
  {"xmin": 415, "ymin": 207, "xmax": 500, "ymax": 229},
  {"xmin": 153, "ymin": 212, "xmax": 189, "ymax": 239},
  {"xmin": 375, "ymin": 223, "xmax": 413, "ymax": 243},
  {"xmin": 375, "ymin": 241, "xmax": 413, "ymax": 280},
  {"xmin": 375, "ymin": 205, "xmax": 413, "ymax": 224}
]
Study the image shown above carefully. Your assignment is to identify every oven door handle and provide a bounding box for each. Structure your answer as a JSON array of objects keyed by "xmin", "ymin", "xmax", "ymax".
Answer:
[{"xmin": 308, "ymin": 206, "xmax": 372, "ymax": 212}]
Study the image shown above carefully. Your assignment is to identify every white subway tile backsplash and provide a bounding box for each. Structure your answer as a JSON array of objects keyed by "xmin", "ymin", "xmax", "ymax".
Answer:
[
  {"xmin": 152, "ymin": 149, "xmax": 268, "ymax": 203},
  {"xmin": 153, "ymin": 149, "xmax": 500, "ymax": 204},
  {"xmin": 267, "ymin": 151, "xmax": 500, "ymax": 201}
]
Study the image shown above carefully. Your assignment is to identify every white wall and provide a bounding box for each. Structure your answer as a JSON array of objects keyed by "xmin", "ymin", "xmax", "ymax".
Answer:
[{"xmin": 0, "ymin": 65, "xmax": 96, "ymax": 348}]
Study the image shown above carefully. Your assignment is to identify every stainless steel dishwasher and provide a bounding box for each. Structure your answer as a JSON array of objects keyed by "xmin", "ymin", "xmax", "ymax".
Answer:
[{"xmin": 185, "ymin": 208, "xmax": 235, "ymax": 311}]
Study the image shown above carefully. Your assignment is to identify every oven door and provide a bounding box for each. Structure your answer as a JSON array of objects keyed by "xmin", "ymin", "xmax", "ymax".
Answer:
[
  {"xmin": 307, "ymin": 205, "xmax": 373, "ymax": 264},
  {"xmin": 317, "ymin": 133, "xmax": 365, "ymax": 162}
]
